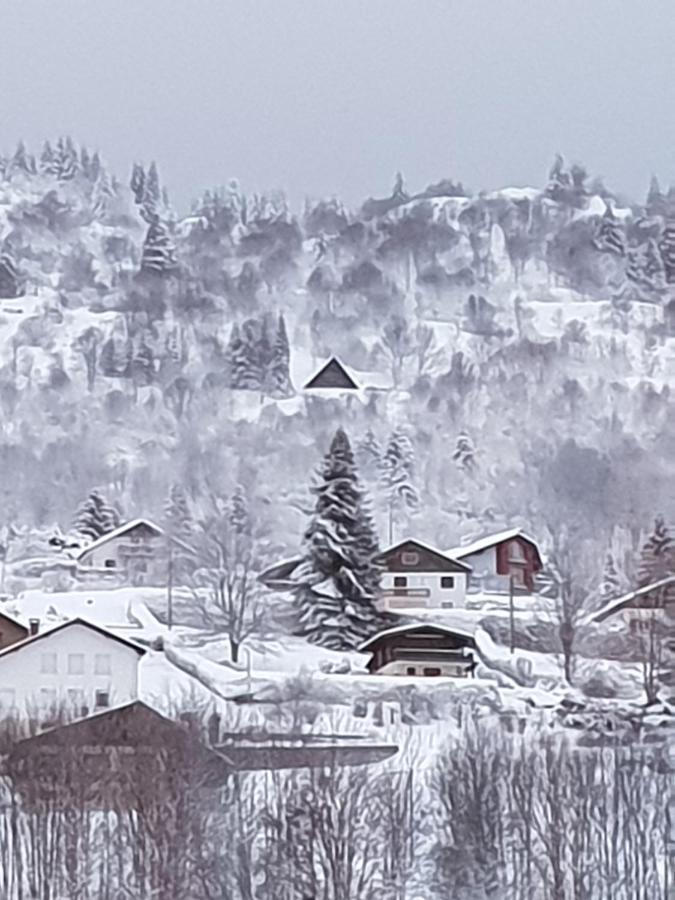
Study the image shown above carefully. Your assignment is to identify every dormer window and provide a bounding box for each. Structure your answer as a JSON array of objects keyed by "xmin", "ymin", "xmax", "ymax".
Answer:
[{"xmin": 401, "ymin": 551, "xmax": 419, "ymax": 566}]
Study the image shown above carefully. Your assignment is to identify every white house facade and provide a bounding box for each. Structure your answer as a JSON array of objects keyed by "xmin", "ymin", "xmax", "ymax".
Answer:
[
  {"xmin": 0, "ymin": 619, "xmax": 146, "ymax": 719},
  {"xmin": 375, "ymin": 540, "xmax": 471, "ymax": 612},
  {"xmin": 75, "ymin": 519, "xmax": 169, "ymax": 586}
]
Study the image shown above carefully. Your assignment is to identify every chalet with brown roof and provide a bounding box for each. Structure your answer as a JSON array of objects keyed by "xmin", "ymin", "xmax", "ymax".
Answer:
[{"xmin": 360, "ymin": 623, "xmax": 478, "ymax": 678}]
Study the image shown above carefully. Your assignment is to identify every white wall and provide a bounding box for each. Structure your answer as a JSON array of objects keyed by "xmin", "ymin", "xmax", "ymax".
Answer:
[
  {"xmin": 0, "ymin": 622, "xmax": 141, "ymax": 717},
  {"xmin": 380, "ymin": 571, "xmax": 467, "ymax": 610},
  {"xmin": 374, "ymin": 659, "xmax": 473, "ymax": 677}
]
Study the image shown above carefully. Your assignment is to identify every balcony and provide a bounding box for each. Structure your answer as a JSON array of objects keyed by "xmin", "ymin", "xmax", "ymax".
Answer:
[{"xmin": 381, "ymin": 588, "xmax": 430, "ymax": 599}]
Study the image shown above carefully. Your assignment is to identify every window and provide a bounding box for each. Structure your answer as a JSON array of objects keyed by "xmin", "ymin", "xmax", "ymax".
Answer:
[
  {"xmin": 40, "ymin": 652, "xmax": 57, "ymax": 674},
  {"xmin": 104, "ymin": 559, "xmax": 117, "ymax": 568},
  {"xmin": 393, "ymin": 576, "xmax": 408, "ymax": 588},
  {"xmin": 401, "ymin": 551, "xmax": 419, "ymax": 566},
  {"xmin": 67, "ymin": 654, "xmax": 84, "ymax": 675},
  {"xmin": 40, "ymin": 688, "xmax": 57, "ymax": 710},
  {"xmin": 440, "ymin": 576, "xmax": 455, "ymax": 589},
  {"xmin": 95, "ymin": 690, "xmax": 110, "ymax": 709},
  {"xmin": 406, "ymin": 666, "xmax": 416, "ymax": 676},
  {"xmin": 94, "ymin": 654, "xmax": 111, "ymax": 675},
  {"xmin": 135, "ymin": 561, "xmax": 147, "ymax": 573},
  {"xmin": 423, "ymin": 667, "xmax": 442, "ymax": 677},
  {"xmin": 508, "ymin": 541, "xmax": 526, "ymax": 562}
]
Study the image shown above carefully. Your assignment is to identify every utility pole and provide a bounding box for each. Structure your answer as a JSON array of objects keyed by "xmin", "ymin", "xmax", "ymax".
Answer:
[
  {"xmin": 509, "ymin": 573, "xmax": 515, "ymax": 655},
  {"xmin": 167, "ymin": 540, "xmax": 173, "ymax": 631}
]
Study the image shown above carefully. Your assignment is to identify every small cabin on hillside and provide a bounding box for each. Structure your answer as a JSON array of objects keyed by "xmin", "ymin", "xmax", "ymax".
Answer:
[
  {"xmin": 0, "ymin": 608, "xmax": 28, "ymax": 651},
  {"xmin": 589, "ymin": 575, "xmax": 675, "ymax": 634},
  {"xmin": 447, "ymin": 528, "xmax": 542, "ymax": 594},
  {"xmin": 360, "ymin": 623, "xmax": 478, "ymax": 677},
  {"xmin": 375, "ymin": 539, "xmax": 471, "ymax": 611},
  {"xmin": 75, "ymin": 518, "xmax": 190, "ymax": 586}
]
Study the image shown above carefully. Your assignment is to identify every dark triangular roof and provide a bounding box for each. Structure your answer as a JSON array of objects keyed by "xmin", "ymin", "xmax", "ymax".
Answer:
[
  {"xmin": 376, "ymin": 539, "xmax": 472, "ymax": 573},
  {"xmin": 304, "ymin": 357, "xmax": 359, "ymax": 390},
  {"xmin": 0, "ymin": 617, "xmax": 147, "ymax": 660}
]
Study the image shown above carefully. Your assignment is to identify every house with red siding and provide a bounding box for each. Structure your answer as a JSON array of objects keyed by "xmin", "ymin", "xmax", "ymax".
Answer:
[{"xmin": 446, "ymin": 528, "xmax": 543, "ymax": 594}]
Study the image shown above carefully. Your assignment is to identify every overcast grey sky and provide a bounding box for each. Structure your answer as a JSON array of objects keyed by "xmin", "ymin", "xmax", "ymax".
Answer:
[{"xmin": 2, "ymin": 1, "xmax": 675, "ymax": 211}]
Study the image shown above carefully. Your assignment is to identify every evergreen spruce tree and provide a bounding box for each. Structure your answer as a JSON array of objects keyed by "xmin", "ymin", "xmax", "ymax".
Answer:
[
  {"xmin": 266, "ymin": 314, "xmax": 293, "ymax": 397},
  {"xmin": 40, "ymin": 141, "xmax": 57, "ymax": 175},
  {"xmin": 163, "ymin": 483, "xmax": 193, "ymax": 544},
  {"xmin": 638, "ymin": 516, "xmax": 674, "ymax": 586},
  {"xmin": 0, "ymin": 252, "xmax": 22, "ymax": 299},
  {"xmin": 53, "ymin": 137, "xmax": 78, "ymax": 181},
  {"xmin": 453, "ymin": 431, "xmax": 477, "ymax": 473},
  {"xmin": 292, "ymin": 428, "xmax": 382, "ymax": 649},
  {"xmin": 130, "ymin": 335, "xmax": 155, "ymax": 386},
  {"xmin": 140, "ymin": 220, "xmax": 178, "ymax": 275},
  {"xmin": 144, "ymin": 161, "xmax": 161, "ymax": 216},
  {"xmin": 100, "ymin": 334, "xmax": 132, "ymax": 377},
  {"xmin": 356, "ymin": 428, "xmax": 382, "ymax": 480},
  {"xmin": 379, "ymin": 428, "xmax": 419, "ymax": 544},
  {"xmin": 593, "ymin": 203, "xmax": 625, "ymax": 256},
  {"xmin": 600, "ymin": 552, "xmax": 622, "ymax": 599},
  {"xmin": 73, "ymin": 489, "xmax": 120, "ymax": 541},
  {"xmin": 230, "ymin": 484, "xmax": 251, "ymax": 537},
  {"xmin": 130, "ymin": 163, "xmax": 146, "ymax": 205},
  {"xmin": 658, "ymin": 221, "xmax": 675, "ymax": 283},
  {"xmin": 646, "ymin": 176, "xmax": 667, "ymax": 217},
  {"xmin": 89, "ymin": 152, "xmax": 102, "ymax": 183},
  {"xmin": 11, "ymin": 141, "xmax": 33, "ymax": 175}
]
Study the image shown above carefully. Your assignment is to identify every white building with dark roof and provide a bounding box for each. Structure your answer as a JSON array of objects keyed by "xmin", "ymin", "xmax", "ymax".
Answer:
[{"xmin": 0, "ymin": 618, "xmax": 146, "ymax": 719}]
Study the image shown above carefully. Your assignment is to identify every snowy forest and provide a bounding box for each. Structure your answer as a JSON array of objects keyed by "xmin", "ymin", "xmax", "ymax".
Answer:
[
  {"xmin": 0, "ymin": 137, "xmax": 674, "ymax": 898},
  {"xmin": 0, "ymin": 141, "xmax": 672, "ymax": 569}
]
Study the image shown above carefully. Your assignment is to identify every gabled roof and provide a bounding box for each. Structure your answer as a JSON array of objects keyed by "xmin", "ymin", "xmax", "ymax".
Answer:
[
  {"xmin": 76, "ymin": 518, "xmax": 164, "ymax": 560},
  {"xmin": 447, "ymin": 528, "xmax": 542, "ymax": 563},
  {"xmin": 0, "ymin": 607, "xmax": 29, "ymax": 633},
  {"xmin": 0, "ymin": 617, "xmax": 147, "ymax": 661},
  {"xmin": 359, "ymin": 622, "xmax": 477, "ymax": 652},
  {"xmin": 304, "ymin": 357, "xmax": 360, "ymax": 391},
  {"xmin": 376, "ymin": 539, "xmax": 472, "ymax": 573},
  {"xmin": 588, "ymin": 575, "xmax": 675, "ymax": 624}
]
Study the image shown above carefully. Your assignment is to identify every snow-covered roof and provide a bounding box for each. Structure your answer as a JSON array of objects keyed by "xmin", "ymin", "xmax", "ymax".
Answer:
[
  {"xmin": 359, "ymin": 622, "xmax": 477, "ymax": 652},
  {"xmin": 76, "ymin": 518, "xmax": 164, "ymax": 561},
  {"xmin": 447, "ymin": 528, "xmax": 541, "ymax": 561},
  {"xmin": 0, "ymin": 617, "xmax": 147, "ymax": 661},
  {"xmin": 9, "ymin": 589, "xmax": 158, "ymax": 631},
  {"xmin": 587, "ymin": 576, "xmax": 675, "ymax": 624},
  {"xmin": 377, "ymin": 538, "xmax": 472, "ymax": 572}
]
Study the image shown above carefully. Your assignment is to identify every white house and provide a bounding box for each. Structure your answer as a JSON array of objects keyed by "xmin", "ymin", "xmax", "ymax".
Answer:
[
  {"xmin": 375, "ymin": 539, "xmax": 471, "ymax": 611},
  {"xmin": 75, "ymin": 519, "xmax": 181, "ymax": 586},
  {"xmin": 0, "ymin": 618, "xmax": 146, "ymax": 719}
]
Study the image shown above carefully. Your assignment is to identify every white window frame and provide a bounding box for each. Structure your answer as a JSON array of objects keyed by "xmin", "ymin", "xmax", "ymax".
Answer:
[
  {"xmin": 67, "ymin": 653, "xmax": 85, "ymax": 675},
  {"xmin": 94, "ymin": 654, "xmax": 111, "ymax": 675},
  {"xmin": 40, "ymin": 652, "xmax": 57, "ymax": 674},
  {"xmin": 401, "ymin": 551, "xmax": 420, "ymax": 566}
]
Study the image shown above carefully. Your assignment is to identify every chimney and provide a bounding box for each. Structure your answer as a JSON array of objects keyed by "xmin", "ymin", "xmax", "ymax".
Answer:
[{"xmin": 28, "ymin": 618, "xmax": 39, "ymax": 636}]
